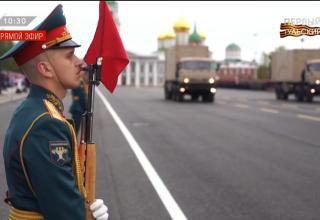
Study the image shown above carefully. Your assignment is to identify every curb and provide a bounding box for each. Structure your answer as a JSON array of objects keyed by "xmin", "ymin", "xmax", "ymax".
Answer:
[{"xmin": 0, "ymin": 92, "xmax": 28, "ymax": 105}]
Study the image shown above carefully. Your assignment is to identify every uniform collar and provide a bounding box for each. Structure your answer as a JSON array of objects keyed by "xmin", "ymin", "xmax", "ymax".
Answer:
[{"xmin": 28, "ymin": 84, "xmax": 64, "ymax": 112}]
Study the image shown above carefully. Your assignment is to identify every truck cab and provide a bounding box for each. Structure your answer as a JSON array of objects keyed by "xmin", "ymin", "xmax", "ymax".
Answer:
[
  {"xmin": 304, "ymin": 59, "xmax": 320, "ymax": 85},
  {"xmin": 272, "ymin": 49, "xmax": 320, "ymax": 102},
  {"xmin": 174, "ymin": 57, "xmax": 216, "ymax": 102}
]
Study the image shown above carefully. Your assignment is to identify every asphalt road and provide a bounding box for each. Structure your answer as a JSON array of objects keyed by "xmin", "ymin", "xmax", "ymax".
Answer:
[{"xmin": 1, "ymin": 87, "xmax": 320, "ymax": 220}]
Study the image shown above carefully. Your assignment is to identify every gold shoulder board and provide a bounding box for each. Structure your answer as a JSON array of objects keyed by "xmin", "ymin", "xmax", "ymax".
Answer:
[{"xmin": 43, "ymin": 99, "xmax": 64, "ymax": 121}]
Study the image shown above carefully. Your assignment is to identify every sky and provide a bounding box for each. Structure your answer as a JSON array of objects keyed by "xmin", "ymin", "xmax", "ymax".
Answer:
[{"xmin": 1, "ymin": 1, "xmax": 320, "ymax": 64}]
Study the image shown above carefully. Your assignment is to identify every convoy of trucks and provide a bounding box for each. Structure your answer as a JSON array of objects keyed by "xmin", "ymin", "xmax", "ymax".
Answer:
[
  {"xmin": 164, "ymin": 45, "xmax": 217, "ymax": 102},
  {"xmin": 163, "ymin": 45, "xmax": 320, "ymax": 103},
  {"xmin": 271, "ymin": 49, "xmax": 320, "ymax": 102}
]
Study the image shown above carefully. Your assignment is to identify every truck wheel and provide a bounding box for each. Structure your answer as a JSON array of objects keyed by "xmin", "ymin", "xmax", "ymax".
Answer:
[
  {"xmin": 275, "ymin": 90, "xmax": 282, "ymax": 100},
  {"xmin": 305, "ymin": 93, "xmax": 313, "ymax": 102},
  {"xmin": 191, "ymin": 94, "xmax": 199, "ymax": 101},
  {"xmin": 275, "ymin": 85, "xmax": 283, "ymax": 100},
  {"xmin": 202, "ymin": 94, "xmax": 214, "ymax": 103},
  {"xmin": 282, "ymin": 93, "xmax": 288, "ymax": 100},
  {"xmin": 165, "ymin": 90, "xmax": 172, "ymax": 100},
  {"xmin": 177, "ymin": 94, "xmax": 183, "ymax": 102},
  {"xmin": 294, "ymin": 86, "xmax": 304, "ymax": 102}
]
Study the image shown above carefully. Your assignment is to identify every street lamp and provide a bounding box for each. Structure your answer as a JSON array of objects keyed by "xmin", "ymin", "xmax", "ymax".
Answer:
[{"xmin": 300, "ymin": 38, "xmax": 305, "ymax": 49}]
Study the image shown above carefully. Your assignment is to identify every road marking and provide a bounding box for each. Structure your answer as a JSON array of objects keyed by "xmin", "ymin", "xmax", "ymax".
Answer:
[
  {"xmin": 235, "ymin": 104, "xmax": 249, "ymax": 108},
  {"xmin": 257, "ymin": 101, "xmax": 269, "ymax": 105},
  {"xmin": 281, "ymin": 103, "xmax": 297, "ymax": 109},
  {"xmin": 297, "ymin": 114, "xmax": 320, "ymax": 122},
  {"xmin": 237, "ymin": 98, "xmax": 248, "ymax": 102},
  {"xmin": 96, "ymin": 88, "xmax": 187, "ymax": 220},
  {"xmin": 260, "ymin": 108, "xmax": 279, "ymax": 114}
]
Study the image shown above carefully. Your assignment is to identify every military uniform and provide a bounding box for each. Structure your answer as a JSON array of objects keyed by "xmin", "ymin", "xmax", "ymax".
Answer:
[
  {"xmin": 69, "ymin": 81, "xmax": 87, "ymax": 135},
  {"xmin": 3, "ymin": 85, "xmax": 86, "ymax": 220},
  {"xmin": 0, "ymin": 4, "xmax": 87, "ymax": 220}
]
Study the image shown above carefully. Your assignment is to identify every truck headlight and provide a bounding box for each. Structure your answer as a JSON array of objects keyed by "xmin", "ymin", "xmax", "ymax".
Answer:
[
  {"xmin": 210, "ymin": 88, "xmax": 216, "ymax": 93},
  {"xmin": 183, "ymin": 78, "xmax": 190, "ymax": 83},
  {"xmin": 316, "ymin": 80, "xmax": 320, "ymax": 85},
  {"xmin": 180, "ymin": 87, "xmax": 186, "ymax": 93},
  {"xmin": 209, "ymin": 78, "xmax": 215, "ymax": 84},
  {"xmin": 310, "ymin": 88, "xmax": 316, "ymax": 94}
]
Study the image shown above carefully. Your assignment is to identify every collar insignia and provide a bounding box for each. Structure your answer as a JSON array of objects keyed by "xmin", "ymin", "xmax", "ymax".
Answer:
[{"xmin": 46, "ymin": 93, "xmax": 64, "ymax": 112}]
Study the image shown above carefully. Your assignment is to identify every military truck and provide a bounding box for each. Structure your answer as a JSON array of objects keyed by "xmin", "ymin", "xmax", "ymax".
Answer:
[
  {"xmin": 271, "ymin": 49, "xmax": 320, "ymax": 102},
  {"xmin": 164, "ymin": 45, "xmax": 217, "ymax": 102}
]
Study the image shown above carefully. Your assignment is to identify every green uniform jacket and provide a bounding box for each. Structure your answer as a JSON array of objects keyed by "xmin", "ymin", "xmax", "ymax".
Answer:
[
  {"xmin": 69, "ymin": 84, "xmax": 87, "ymax": 134},
  {"xmin": 3, "ymin": 84, "xmax": 85, "ymax": 220}
]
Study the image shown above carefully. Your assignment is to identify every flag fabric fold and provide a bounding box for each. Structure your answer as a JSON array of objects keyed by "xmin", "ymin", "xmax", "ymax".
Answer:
[{"xmin": 84, "ymin": 0, "xmax": 129, "ymax": 93}]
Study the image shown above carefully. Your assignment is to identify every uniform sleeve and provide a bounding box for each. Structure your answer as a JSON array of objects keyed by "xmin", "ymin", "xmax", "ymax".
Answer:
[{"xmin": 23, "ymin": 115, "xmax": 85, "ymax": 220}]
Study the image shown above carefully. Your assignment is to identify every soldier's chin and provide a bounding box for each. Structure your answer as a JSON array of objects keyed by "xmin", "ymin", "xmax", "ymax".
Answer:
[{"xmin": 69, "ymin": 81, "xmax": 81, "ymax": 89}]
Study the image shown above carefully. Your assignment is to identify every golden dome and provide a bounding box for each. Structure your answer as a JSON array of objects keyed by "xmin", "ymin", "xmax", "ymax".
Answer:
[
  {"xmin": 199, "ymin": 32, "xmax": 206, "ymax": 40},
  {"xmin": 158, "ymin": 32, "xmax": 167, "ymax": 41},
  {"xmin": 166, "ymin": 31, "xmax": 176, "ymax": 39},
  {"xmin": 158, "ymin": 31, "xmax": 176, "ymax": 41},
  {"xmin": 173, "ymin": 17, "xmax": 190, "ymax": 33}
]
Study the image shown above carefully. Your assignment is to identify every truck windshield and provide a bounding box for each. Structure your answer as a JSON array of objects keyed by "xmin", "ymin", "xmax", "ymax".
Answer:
[
  {"xmin": 179, "ymin": 61, "xmax": 212, "ymax": 70},
  {"xmin": 308, "ymin": 63, "xmax": 320, "ymax": 72}
]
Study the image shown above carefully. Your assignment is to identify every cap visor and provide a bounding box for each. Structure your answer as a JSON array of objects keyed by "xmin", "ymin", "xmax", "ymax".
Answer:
[{"xmin": 50, "ymin": 39, "xmax": 81, "ymax": 49}]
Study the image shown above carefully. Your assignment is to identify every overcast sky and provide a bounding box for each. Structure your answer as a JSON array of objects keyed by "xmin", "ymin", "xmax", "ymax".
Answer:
[{"xmin": 1, "ymin": 1, "xmax": 320, "ymax": 63}]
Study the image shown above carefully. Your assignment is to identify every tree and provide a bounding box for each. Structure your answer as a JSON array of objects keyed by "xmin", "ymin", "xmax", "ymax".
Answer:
[
  {"xmin": 275, "ymin": 45, "xmax": 286, "ymax": 52},
  {"xmin": 257, "ymin": 51, "xmax": 271, "ymax": 80},
  {"xmin": 0, "ymin": 41, "xmax": 19, "ymax": 72}
]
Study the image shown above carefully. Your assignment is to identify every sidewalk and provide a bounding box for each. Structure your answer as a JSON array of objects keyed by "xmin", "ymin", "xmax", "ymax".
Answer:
[{"xmin": 0, "ymin": 86, "xmax": 28, "ymax": 105}]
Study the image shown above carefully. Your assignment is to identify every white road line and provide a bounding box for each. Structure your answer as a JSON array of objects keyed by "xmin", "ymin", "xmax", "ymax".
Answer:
[
  {"xmin": 257, "ymin": 101, "xmax": 269, "ymax": 105},
  {"xmin": 237, "ymin": 98, "xmax": 248, "ymax": 102},
  {"xmin": 96, "ymin": 88, "xmax": 187, "ymax": 220},
  {"xmin": 281, "ymin": 103, "xmax": 297, "ymax": 109},
  {"xmin": 297, "ymin": 114, "xmax": 320, "ymax": 122},
  {"xmin": 235, "ymin": 104, "xmax": 249, "ymax": 108},
  {"xmin": 260, "ymin": 108, "xmax": 279, "ymax": 114}
]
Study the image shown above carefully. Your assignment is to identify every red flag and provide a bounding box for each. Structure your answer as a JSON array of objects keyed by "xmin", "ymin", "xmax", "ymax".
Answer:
[{"xmin": 84, "ymin": 1, "xmax": 129, "ymax": 93}]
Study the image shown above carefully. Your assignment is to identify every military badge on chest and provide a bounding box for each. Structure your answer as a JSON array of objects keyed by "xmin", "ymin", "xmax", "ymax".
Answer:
[{"xmin": 49, "ymin": 141, "xmax": 71, "ymax": 166}]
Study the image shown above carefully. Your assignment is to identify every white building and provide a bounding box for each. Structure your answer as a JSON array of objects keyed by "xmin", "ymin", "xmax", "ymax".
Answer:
[
  {"xmin": 118, "ymin": 51, "xmax": 164, "ymax": 87},
  {"xmin": 216, "ymin": 43, "xmax": 258, "ymax": 87}
]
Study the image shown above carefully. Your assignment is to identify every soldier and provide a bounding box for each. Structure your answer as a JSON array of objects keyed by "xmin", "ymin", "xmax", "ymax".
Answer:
[
  {"xmin": 69, "ymin": 76, "xmax": 88, "ymax": 136},
  {"xmin": 1, "ymin": 5, "xmax": 108, "ymax": 220}
]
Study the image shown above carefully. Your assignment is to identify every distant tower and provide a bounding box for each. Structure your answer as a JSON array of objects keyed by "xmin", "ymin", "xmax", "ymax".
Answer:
[
  {"xmin": 188, "ymin": 24, "xmax": 201, "ymax": 45},
  {"xmin": 158, "ymin": 31, "xmax": 176, "ymax": 50},
  {"xmin": 107, "ymin": 1, "xmax": 120, "ymax": 30},
  {"xmin": 225, "ymin": 43, "xmax": 241, "ymax": 61},
  {"xmin": 173, "ymin": 17, "xmax": 190, "ymax": 45},
  {"xmin": 158, "ymin": 32, "xmax": 166, "ymax": 50}
]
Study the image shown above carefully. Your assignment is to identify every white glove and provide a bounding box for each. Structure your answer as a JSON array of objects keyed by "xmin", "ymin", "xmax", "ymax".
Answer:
[{"xmin": 90, "ymin": 199, "xmax": 109, "ymax": 220}]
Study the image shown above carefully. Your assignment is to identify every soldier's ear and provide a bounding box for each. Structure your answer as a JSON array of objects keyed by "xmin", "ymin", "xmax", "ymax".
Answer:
[{"xmin": 37, "ymin": 61, "xmax": 54, "ymax": 78}]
